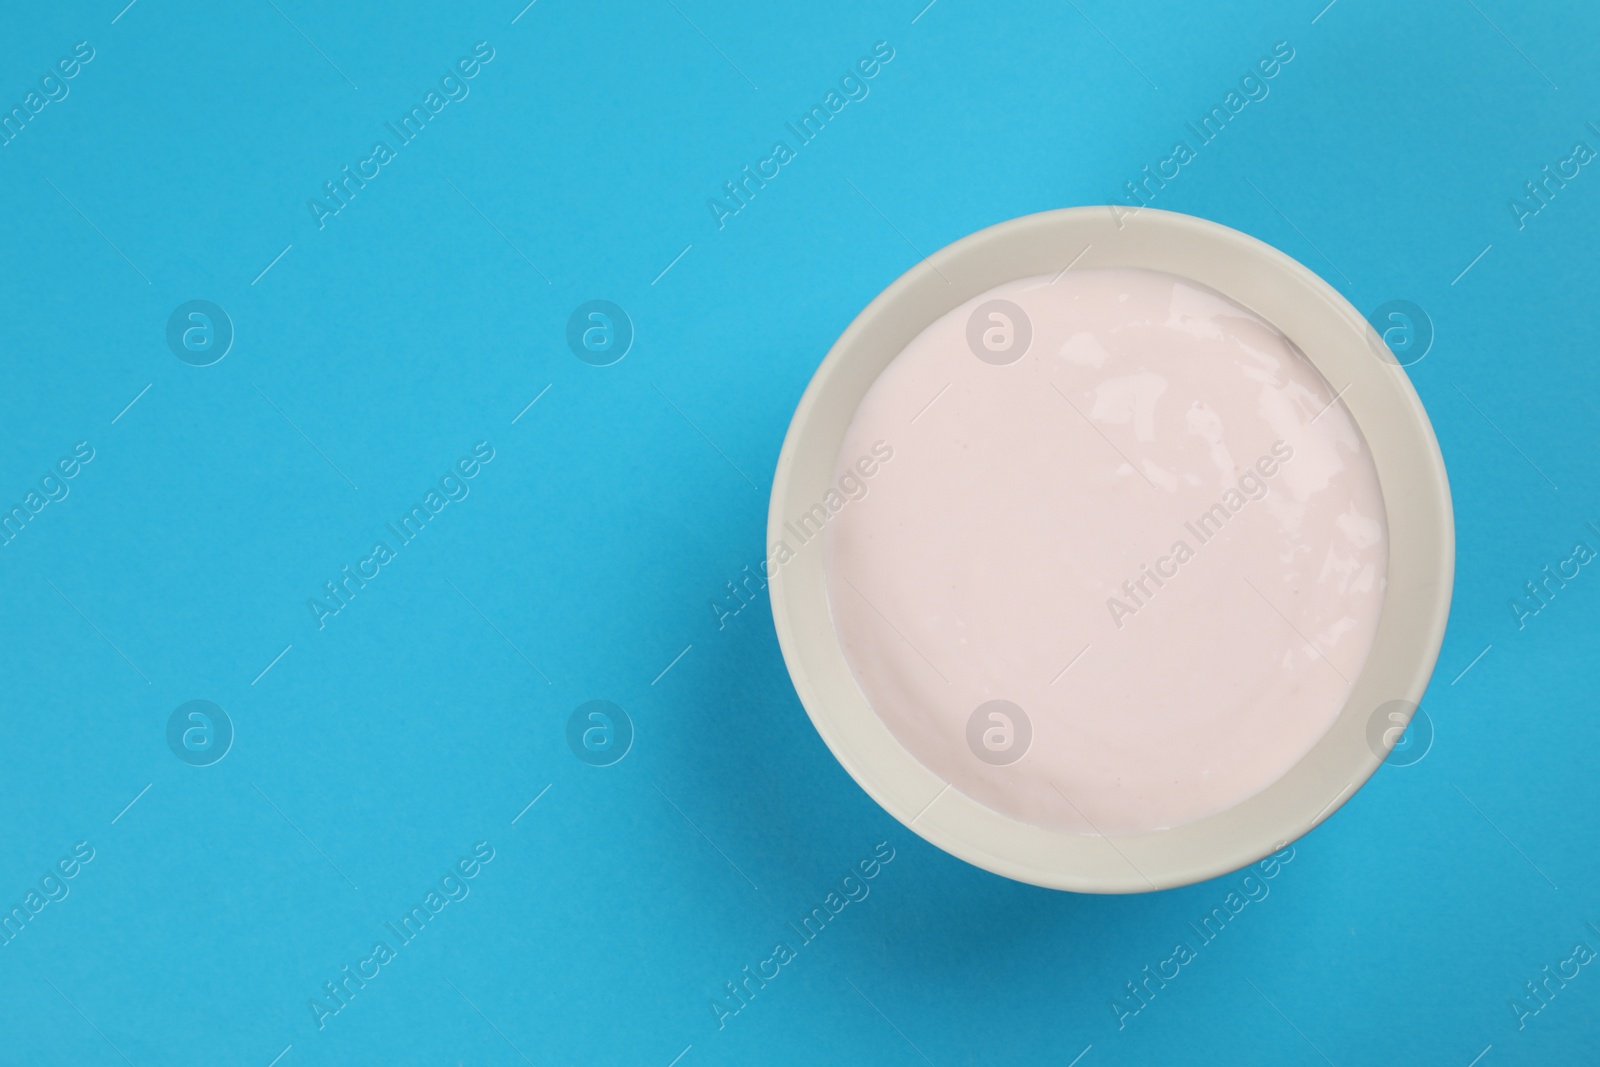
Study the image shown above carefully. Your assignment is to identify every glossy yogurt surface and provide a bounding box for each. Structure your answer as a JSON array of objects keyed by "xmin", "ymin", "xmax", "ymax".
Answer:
[{"xmin": 821, "ymin": 268, "xmax": 1388, "ymax": 836}]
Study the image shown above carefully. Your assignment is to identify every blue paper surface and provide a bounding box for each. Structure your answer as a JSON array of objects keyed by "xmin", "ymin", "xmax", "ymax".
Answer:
[{"xmin": 1, "ymin": 1, "xmax": 1596, "ymax": 1063}]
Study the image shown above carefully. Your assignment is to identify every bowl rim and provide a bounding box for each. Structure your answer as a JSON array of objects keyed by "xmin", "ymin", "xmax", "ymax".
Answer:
[{"xmin": 767, "ymin": 206, "xmax": 1454, "ymax": 893}]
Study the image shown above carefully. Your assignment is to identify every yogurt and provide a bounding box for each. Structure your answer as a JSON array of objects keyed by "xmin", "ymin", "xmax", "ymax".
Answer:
[{"xmin": 823, "ymin": 268, "xmax": 1388, "ymax": 836}]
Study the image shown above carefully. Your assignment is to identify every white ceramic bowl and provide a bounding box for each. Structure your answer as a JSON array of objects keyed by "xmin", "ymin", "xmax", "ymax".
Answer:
[{"xmin": 768, "ymin": 206, "xmax": 1453, "ymax": 893}]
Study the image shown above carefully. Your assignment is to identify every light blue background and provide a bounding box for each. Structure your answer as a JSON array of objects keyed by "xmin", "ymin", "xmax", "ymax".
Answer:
[{"xmin": 0, "ymin": 1, "xmax": 1596, "ymax": 1064}]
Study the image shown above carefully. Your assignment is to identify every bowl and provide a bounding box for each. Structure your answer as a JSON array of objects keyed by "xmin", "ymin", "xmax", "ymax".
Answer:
[{"xmin": 767, "ymin": 206, "xmax": 1453, "ymax": 892}]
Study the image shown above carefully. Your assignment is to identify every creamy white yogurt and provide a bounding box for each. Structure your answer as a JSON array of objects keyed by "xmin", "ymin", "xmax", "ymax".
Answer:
[{"xmin": 823, "ymin": 268, "xmax": 1388, "ymax": 836}]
